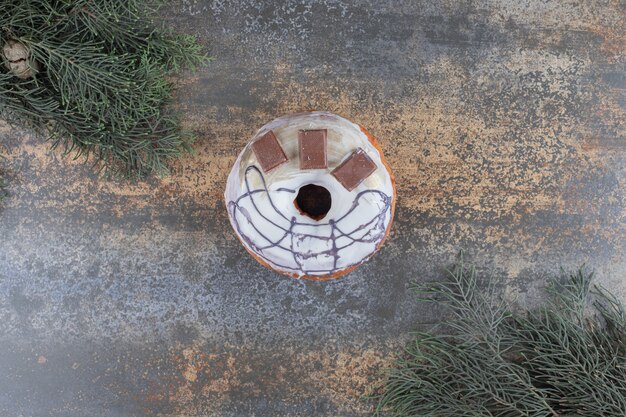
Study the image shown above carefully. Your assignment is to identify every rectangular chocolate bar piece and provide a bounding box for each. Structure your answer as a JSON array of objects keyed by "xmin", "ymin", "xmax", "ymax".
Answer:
[
  {"xmin": 331, "ymin": 148, "xmax": 377, "ymax": 191},
  {"xmin": 251, "ymin": 130, "xmax": 288, "ymax": 172},
  {"xmin": 299, "ymin": 129, "xmax": 327, "ymax": 169}
]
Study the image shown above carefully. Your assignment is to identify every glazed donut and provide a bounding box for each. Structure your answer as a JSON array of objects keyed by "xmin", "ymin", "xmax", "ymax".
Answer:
[{"xmin": 224, "ymin": 112, "xmax": 395, "ymax": 280}]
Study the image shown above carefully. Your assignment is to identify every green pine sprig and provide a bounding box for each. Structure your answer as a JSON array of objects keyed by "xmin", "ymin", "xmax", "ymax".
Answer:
[
  {"xmin": 375, "ymin": 259, "xmax": 626, "ymax": 416},
  {"xmin": 0, "ymin": 0, "xmax": 209, "ymax": 179}
]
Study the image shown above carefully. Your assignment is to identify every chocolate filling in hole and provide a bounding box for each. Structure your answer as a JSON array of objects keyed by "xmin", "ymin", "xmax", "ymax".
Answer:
[{"xmin": 294, "ymin": 184, "xmax": 332, "ymax": 220}]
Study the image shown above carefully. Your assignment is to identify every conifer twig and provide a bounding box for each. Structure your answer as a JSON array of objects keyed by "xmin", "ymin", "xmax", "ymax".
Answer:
[
  {"xmin": 376, "ymin": 261, "xmax": 626, "ymax": 416},
  {"xmin": 0, "ymin": 0, "xmax": 209, "ymax": 179}
]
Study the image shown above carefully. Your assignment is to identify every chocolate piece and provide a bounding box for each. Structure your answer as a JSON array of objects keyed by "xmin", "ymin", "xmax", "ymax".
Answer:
[
  {"xmin": 299, "ymin": 129, "xmax": 327, "ymax": 169},
  {"xmin": 331, "ymin": 148, "xmax": 377, "ymax": 191},
  {"xmin": 251, "ymin": 130, "xmax": 288, "ymax": 172}
]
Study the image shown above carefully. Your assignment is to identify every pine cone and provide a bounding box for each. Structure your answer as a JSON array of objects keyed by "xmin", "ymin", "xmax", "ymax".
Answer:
[{"xmin": 2, "ymin": 40, "xmax": 40, "ymax": 79}]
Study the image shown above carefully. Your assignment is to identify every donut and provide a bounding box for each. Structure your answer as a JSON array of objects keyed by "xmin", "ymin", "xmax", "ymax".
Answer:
[{"xmin": 224, "ymin": 112, "xmax": 396, "ymax": 280}]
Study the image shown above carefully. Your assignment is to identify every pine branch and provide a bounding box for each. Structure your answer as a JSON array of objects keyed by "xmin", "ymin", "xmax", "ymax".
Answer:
[
  {"xmin": 376, "ymin": 262, "xmax": 626, "ymax": 417},
  {"xmin": 0, "ymin": 0, "xmax": 209, "ymax": 179}
]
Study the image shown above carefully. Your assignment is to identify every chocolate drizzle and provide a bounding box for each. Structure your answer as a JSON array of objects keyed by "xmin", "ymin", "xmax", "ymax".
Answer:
[{"xmin": 228, "ymin": 165, "xmax": 392, "ymax": 276}]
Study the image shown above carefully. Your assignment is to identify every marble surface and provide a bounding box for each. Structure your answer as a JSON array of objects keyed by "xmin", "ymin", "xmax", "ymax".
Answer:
[{"xmin": 0, "ymin": 1, "xmax": 624, "ymax": 416}]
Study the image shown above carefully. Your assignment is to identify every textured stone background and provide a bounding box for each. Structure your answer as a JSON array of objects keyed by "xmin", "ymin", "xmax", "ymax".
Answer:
[{"xmin": 0, "ymin": 0, "xmax": 624, "ymax": 416}]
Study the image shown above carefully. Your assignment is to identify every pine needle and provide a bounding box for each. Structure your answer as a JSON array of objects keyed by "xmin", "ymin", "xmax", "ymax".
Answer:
[
  {"xmin": 375, "ymin": 260, "xmax": 626, "ymax": 417},
  {"xmin": 0, "ymin": 0, "xmax": 209, "ymax": 179}
]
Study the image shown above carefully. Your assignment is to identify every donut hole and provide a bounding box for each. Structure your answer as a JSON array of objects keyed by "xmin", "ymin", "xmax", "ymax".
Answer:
[{"xmin": 294, "ymin": 184, "xmax": 332, "ymax": 221}]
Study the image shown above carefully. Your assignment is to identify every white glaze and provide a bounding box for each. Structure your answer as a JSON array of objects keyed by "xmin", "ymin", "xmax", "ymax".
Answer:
[{"xmin": 224, "ymin": 112, "xmax": 394, "ymax": 278}]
